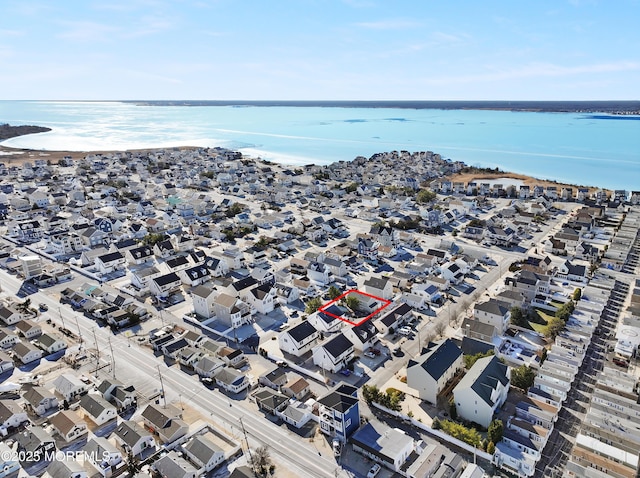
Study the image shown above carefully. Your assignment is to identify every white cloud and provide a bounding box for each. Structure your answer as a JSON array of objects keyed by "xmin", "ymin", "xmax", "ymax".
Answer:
[
  {"xmin": 423, "ymin": 60, "xmax": 640, "ymax": 85},
  {"xmin": 57, "ymin": 21, "xmax": 119, "ymax": 41}
]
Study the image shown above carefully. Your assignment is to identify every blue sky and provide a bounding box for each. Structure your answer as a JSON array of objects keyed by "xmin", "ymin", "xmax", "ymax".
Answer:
[{"xmin": 1, "ymin": 0, "xmax": 639, "ymax": 100}]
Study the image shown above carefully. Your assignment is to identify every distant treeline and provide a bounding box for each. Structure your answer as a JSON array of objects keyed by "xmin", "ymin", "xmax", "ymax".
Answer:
[
  {"xmin": 125, "ymin": 100, "xmax": 640, "ymax": 113},
  {"xmin": 0, "ymin": 123, "xmax": 51, "ymax": 141}
]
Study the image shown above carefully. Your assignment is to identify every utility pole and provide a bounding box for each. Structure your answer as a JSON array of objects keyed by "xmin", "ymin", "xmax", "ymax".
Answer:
[
  {"xmin": 74, "ymin": 315, "xmax": 83, "ymax": 344},
  {"xmin": 108, "ymin": 337, "xmax": 115, "ymax": 378},
  {"xmin": 157, "ymin": 365, "xmax": 167, "ymax": 408},
  {"xmin": 92, "ymin": 328, "xmax": 100, "ymax": 378},
  {"xmin": 239, "ymin": 417, "xmax": 256, "ymax": 475},
  {"xmin": 58, "ymin": 306, "xmax": 66, "ymax": 331}
]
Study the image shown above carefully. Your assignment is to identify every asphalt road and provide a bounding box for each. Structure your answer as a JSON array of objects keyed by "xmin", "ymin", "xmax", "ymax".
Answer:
[{"xmin": 0, "ymin": 268, "xmax": 345, "ymax": 478}]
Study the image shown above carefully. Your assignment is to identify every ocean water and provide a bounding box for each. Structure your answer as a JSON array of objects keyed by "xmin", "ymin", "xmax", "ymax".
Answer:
[{"xmin": 0, "ymin": 100, "xmax": 638, "ymax": 191}]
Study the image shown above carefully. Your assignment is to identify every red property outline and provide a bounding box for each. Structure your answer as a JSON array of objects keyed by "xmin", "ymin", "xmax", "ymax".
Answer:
[{"xmin": 318, "ymin": 289, "xmax": 392, "ymax": 326}]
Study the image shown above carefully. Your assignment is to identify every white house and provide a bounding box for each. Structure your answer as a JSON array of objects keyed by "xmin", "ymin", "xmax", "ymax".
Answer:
[
  {"xmin": 23, "ymin": 386, "xmax": 59, "ymax": 416},
  {"xmin": 12, "ymin": 340, "xmax": 43, "ymax": 364},
  {"xmin": 453, "ymin": 355, "xmax": 510, "ymax": 428},
  {"xmin": 84, "ymin": 437, "xmax": 123, "ymax": 477},
  {"xmin": 312, "ymin": 333, "xmax": 355, "ymax": 373},
  {"xmin": 245, "ymin": 283, "xmax": 276, "ymax": 314},
  {"xmin": 214, "ymin": 368, "xmax": 249, "ymax": 394},
  {"xmin": 278, "ymin": 321, "xmax": 320, "ymax": 357},
  {"xmin": 95, "ymin": 251, "xmax": 126, "ymax": 275},
  {"xmin": 213, "ymin": 293, "xmax": 254, "ymax": 329},
  {"xmin": 113, "ymin": 420, "xmax": 156, "ymax": 457},
  {"xmin": 150, "ymin": 272, "xmax": 182, "ymax": 298},
  {"xmin": 34, "ymin": 332, "xmax": 67, "ymax": 354},
  {"xmin": 473, "ymin": 299, "xmax": 512, "ymax": 335},
  {"xmin": 407, "ymin": 339, "xmax": 464, "ymax": 405},
  {"xmin": 363, "ymin": 276, "xmax": 393, "ymax": 300},
  {"xmin": 53, "ymin": 373, "xmax": 88, "ymax": 401},
  {"xmin": 50, "ymin": 409, "xmax": 88, "ymax": 442},
  {"xmin": 191, "ymin": 285, "xmax": 218, "ymax": 319},
  {"xmin": 0, "ymin": 400, "xmax": 28, "ymax": 429},
  {"xmin": 80, "ymin": 394, "xmax": 118, "ymax": 426},
  {"xmin": 182, "ymin": 435, "xmax": 225, "ymax": 473}
]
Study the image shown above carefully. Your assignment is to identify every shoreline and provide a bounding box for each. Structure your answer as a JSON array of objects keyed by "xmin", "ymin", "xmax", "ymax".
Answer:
[{"xmin": 0, "ymin": 130, "xmax": 612, "ymax": 193}]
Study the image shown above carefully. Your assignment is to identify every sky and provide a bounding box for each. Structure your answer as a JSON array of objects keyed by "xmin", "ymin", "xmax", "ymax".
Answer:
[{"xmin": 1, "ymin": 0, "xmax": 639, "ymax": 100}]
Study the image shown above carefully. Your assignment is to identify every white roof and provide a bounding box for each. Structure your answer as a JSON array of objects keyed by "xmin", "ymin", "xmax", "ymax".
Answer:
[{"xmin": 576, "ymin": 433, "xmax": 639, "ymax": 467}]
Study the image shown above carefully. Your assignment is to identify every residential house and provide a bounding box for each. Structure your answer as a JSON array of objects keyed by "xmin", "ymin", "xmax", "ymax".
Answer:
[
  {"xmin": 357, "ymin": 238, "xmax": 379, "ymax": 261},
  {"xmin": 97, "ymin": 379, "xmax": 136, "ymax": 410},
  {"xmin": 0, "ymin": 351, "xmax": 13, "ymax": 373},
  {"xmin": 126, "ymin": 245, "xmax": 154, "ymax": 266},
  {"xmin": 556, "ymin": 260, "xmax": 588, "ymax": 284},
  {"xmin": 23, "ymin": 386, "xmax": 59, "ymax": 416},
  {"xmin": 0, "ymin": 329, "xmax": 18, "ymax": 350},
  {"xmin": 374, "ymin": 303, "xmax": 413, "ymax": 336},
  {"xmin": 363, "ymin": 276, "xmax": 393, "ymax": 300},
  {"xmin": 258, "ymin": 367, "xmax": 288, "ymax": 390},
  {"xmin": 0, "ymin": 306, "xmax": 22, "ymax": 326},
  {"xmin": 308, "ymin": 307, "xmax": 346, "ymax": 334},
  {"xmin": 407, "ymin": 339, "xmax": 464, "ymax": 405},
  {"xmin": 53, "ymin": 373, "xmax": 88, "ymax": 402},
  {"xmin": 194, "ymin": 355, "xmax": 225, "ymax": 379},
  {"xmin": 16, "ymin": 426, "xmax": 56, "ymax": 463},
  {"xmin": 182, "ymin": 435, "xmax": 226, "ymax": 473},
  {"xmin": 178, "ymin": 264, "xmax": 211, "ymax": 287},
  {"xmin": 95, "ymin": 251, "xmax": 126, "ymax": 275},
  {"xmin": 474, "ymin": 299, "xmax": 511, "ymax": 335},
  {"xmin": 214, "ymin": 368, "xmax": 249, "ymax": 394},
  {"xmin": 152, "ymin": 451, "xmax": 197, "ymax": 478},
  {"xmin": 245, "ymin": 282, "xmax": 275, "ymax": 314},
  {"xmin": 191, "ymin": 285, "xmax": 218, "ymax": 319},
  {"xmin": 43, "ymin": 459, "xmax": 88, "ymax": 478},
  {"xmin": 252, "ymin": 388, "xmax": 290, "ymax": 415},
  {"xmin": 213, "ymin": 293, "xmax": 253, "ymax": 329},
  {"xmin": 15, "ymin": 319, "xmax": 42, "ymax": 339},
  {"xmin": 0, "ymin": 400, "xmax": 28, "ymax": 429},
  {"xmin": 141, "ymin": 403, "xmax": 189, "ymax": 444},
  {"xmin": 278, "ymin": 321, "xmax": 320, "ymax": 357},
  {"xmin": 84, "ymin": 437, "xmax": 123, "ymax": 477},
  {"xmin": 149, "ymin": 272, "xmax": 181, "ymax": 298},
  {"xmin": 453, "ymin": 355, "xmax": 510, "ymax": 428},
  {"xmin": 12, "ymin": 340, "xmax": 43, "ymax": 364},
  {"xmin": 342, "ymin": 320, "xmax": 379, "ymax": 352},
  {"xmin": 281, "ymin": 375, "xmax": 311, "ymax": 401},
  {"xmin": 312, "ymin": 333, "xmax": 355, "ymax": 373},
  {"xmin": 0, "ymin": 442, "xmax": 20, "ymax": 477},
  {"xmin": 317, "ymin": 384, "xmax": 360, "ymax": 441},
  {"xmin": 351, "ymin": 421, "xmax": 414, "ymax": 472},
  {"xmin": 113, "ymin": 420, "xmax": 155, "ymax": 457},
  {"xmin": 80, "ymin": 394, "xmax": 118, "ymax": 426},
  {"xmin": 34, "ymin": 332, "xmax": 67, "ymax": 355},
  {"xmin": 50, "ymin": 410, "xmax": 88, "ymax": 442}
]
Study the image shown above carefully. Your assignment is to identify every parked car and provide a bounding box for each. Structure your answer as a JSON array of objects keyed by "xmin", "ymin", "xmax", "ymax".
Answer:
[
  {"xmin": 370, "ymin": 348, "xmax": 381, "ymax": 356},
  {"xmin": 339, "ymin": 369, "xmax": 351, "ymax": 376},
  {"xmin": 332, "ymin": 439, "xmax": 342, "ymax": 457},
  {"xmin": 363, "ymin": 351, "xmax": 376, "ymax": 359},
  {"xmin": 367, "ymin": 464, "xmax": 381, "ymax": 478},
  {"xmin": 398, "ymin": 326, "xmax": 412, "ymax": 336},
  {"xmin": 38, "ymin": 303, "xmax": 48, "ymax": 311}
]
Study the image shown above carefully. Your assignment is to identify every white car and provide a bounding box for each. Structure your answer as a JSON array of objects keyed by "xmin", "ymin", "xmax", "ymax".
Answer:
[
  {"xmin": 363, "ymin": 351, "xmax": 376, "ymax": 359},
  {"xmin": 398, "ymin": 326, "xmax": 412, "ymax": 336},
  {"xmin": 367, "ymin": 463, "xmax": 381, "ymax": 478}
]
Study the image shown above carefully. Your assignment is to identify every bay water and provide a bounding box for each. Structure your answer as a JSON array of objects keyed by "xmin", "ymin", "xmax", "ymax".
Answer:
[{"xmin": 0, "ymin": 100, "xmax": 638, "ymax": 190}]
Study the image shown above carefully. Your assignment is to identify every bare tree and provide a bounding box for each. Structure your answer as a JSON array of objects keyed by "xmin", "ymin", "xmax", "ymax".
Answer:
[
  {"xmin": 250, "ymin": 445, "xmax": 274, "ymax": 477},
  {"xmin": 434, "ymin": 321, "xmax": 447, "ymax": 338}
]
